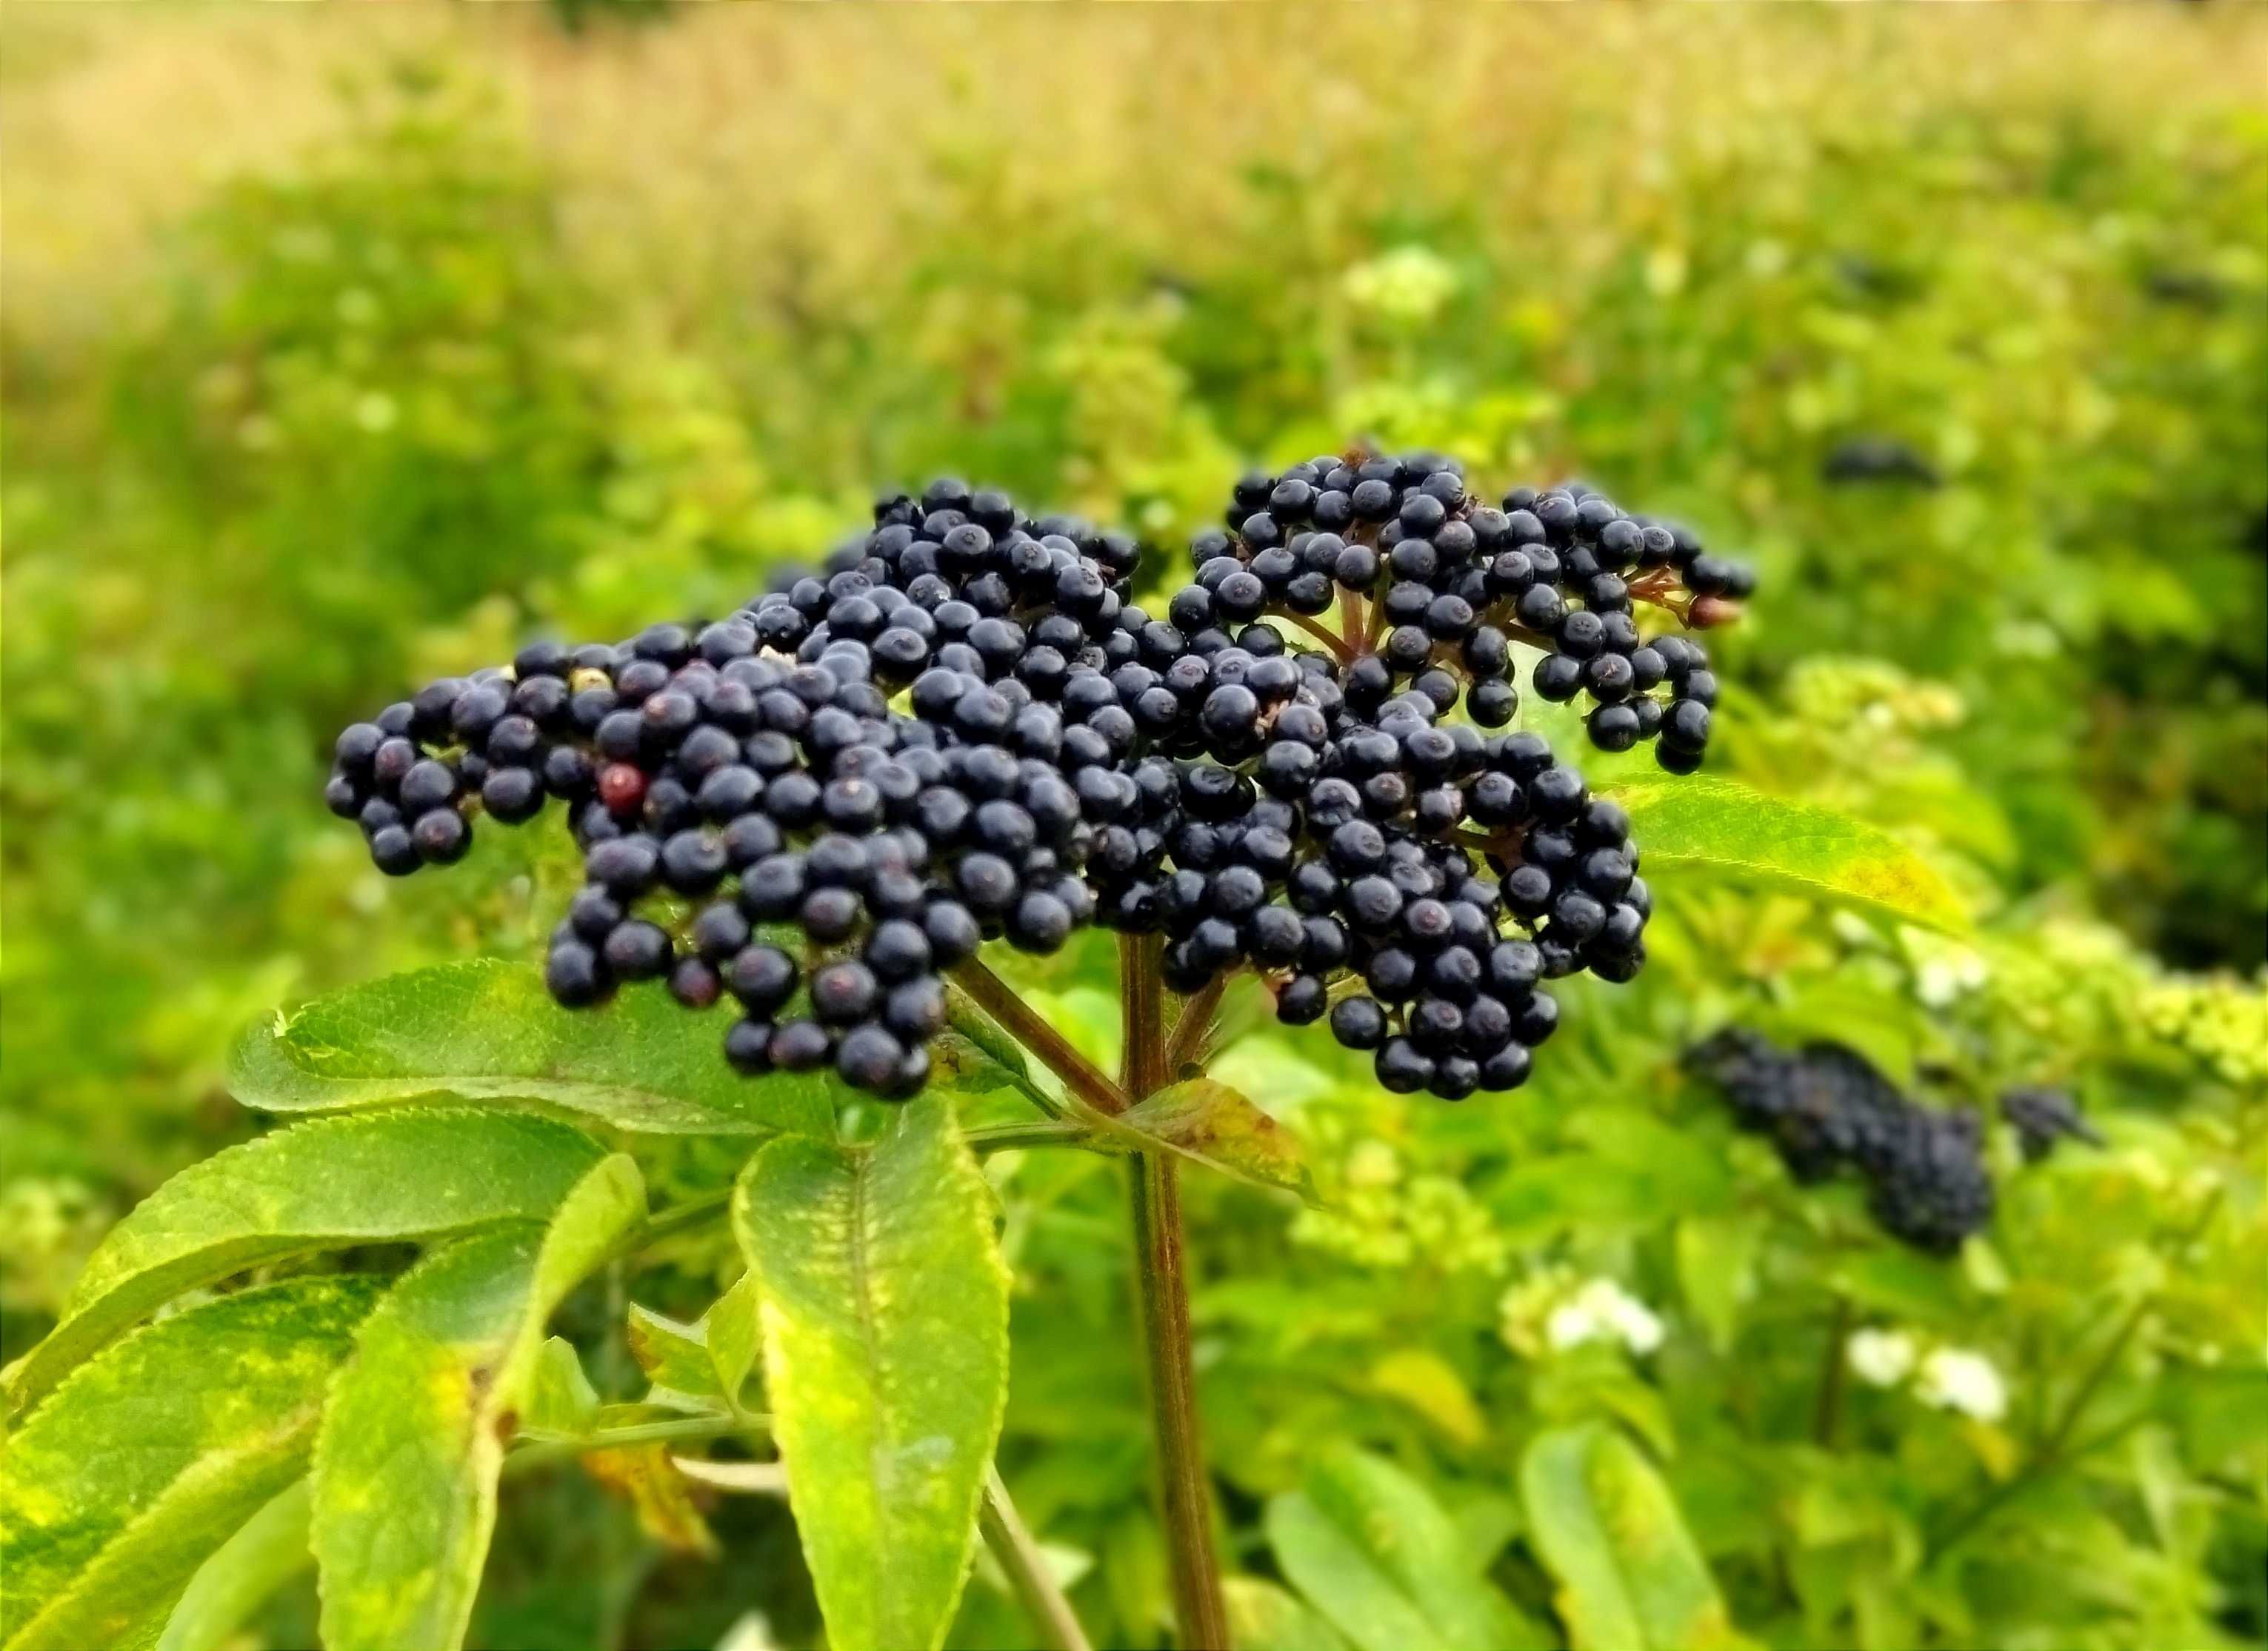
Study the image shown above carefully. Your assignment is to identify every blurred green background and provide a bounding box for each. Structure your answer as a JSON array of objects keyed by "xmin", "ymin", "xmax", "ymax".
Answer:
[{"xmin": 2, "ymin": 7, "xmax": 2263, "ymax": 1650}]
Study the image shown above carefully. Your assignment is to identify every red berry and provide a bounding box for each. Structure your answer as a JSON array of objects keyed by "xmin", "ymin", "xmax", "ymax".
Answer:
[{"xmin": 597, "ymin": 761, "xmax": 647, "ymax": 815}]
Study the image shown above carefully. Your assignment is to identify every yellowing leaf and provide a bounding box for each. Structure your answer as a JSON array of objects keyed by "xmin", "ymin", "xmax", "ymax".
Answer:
[
  {"xmin": 153, "ymin": 1480, "xmax": 314, "ymax": 1651},
  {"xmin": 1368, "ymin": 1350, "xmax": 1487, "ymax": 1448},
  {"xmin": 580, "ymin": 1444, "xmax": 718, "ymax": 1557},
  {"xmin": 732, "ymin": 1098, "xmax": 1009, "ymax": 1651},
  {"xmin": 1521, "ymin": 1424, "xmax": 1741, "ymax": 1651},
  {"xmin": 1, "ymin": 1278, "xmax": 383, "ymax": 1651},
  {"xmin": 6, "ymin": 1109, "xmax": 610, "ymax": 1414},
  {"xmin": 1092, "ymin": 1079, "xmax": 1317, "ymax": 1202},
  {"xmin": 1267, "ymin": 1447, "xmax": 1548, "ymax": 1651},
  {"xmin": 311, "ymin": 1155, "xmax": 645, "ymax": 1651},
  {"xmin": 1614, "ymin": 779, "xmax": 1967, "ymax": 934}
]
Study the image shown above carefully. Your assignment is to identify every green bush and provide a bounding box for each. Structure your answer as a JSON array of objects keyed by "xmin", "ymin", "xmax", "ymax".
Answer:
[{"xmin": 1, "ymin": 13, "xmax": 2261, "ymax": 1650}]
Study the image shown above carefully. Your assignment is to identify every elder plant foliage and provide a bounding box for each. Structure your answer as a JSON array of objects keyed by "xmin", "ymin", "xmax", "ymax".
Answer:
[
  {"xmin": 12, "ymin": 450, "xmax": 2224, "ymax": 1651},
  {"xmin": 5, "ymin": 457, "xmax": 1739, "ymax": 1644},
  {"xmin": 8, "ymin": 490, "xmax": 2267, "ymax": 1651},
  {"xmin": 4, "ymin": 34, "xmax": 2265, "ymax": 1651}
]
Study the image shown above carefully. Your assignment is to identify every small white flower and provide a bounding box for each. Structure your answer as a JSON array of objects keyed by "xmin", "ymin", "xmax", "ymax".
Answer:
[
  {"xmin": 1905, "ymin": 932, "xmax": 1989, "ymax": 1008},
  {"xmin": 1605, "ymin": 1292, "xmax": 1664, "ymax": 1355},
  {"xmin": 1550, "ymin": 1278, "xmax": 1664, "ymax": 1355},
  {"xmin": 1546, "ymin": 1298, "xmax": 1605, "ymax": 1351},
  {"xmin": 1830, "ymin": 911, "xmax": 1880, "ymax": 950},
  {"xmin": 1915, "ymin": 961, "xmax": 1964, "ymax": 1008},
  {"xmin": 1847, "ymin": 1327, "xmax": 1918, "ymax": 1387},
  {"xmin": 1916, "ymin": 1347, "xmax": 2007, "ymax": 1422}
]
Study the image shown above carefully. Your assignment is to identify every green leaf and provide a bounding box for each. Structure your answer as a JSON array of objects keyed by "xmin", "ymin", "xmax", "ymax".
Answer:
[
  {"xmin": 230, "ymin": 958, "xmax": 834, "ymax": 1137},
  {"xmin": 707, "ymin": 1272, "xmax": 762, "ymax": 1404},
  {"xmin": 521, "ymin": 1338, "xmax": 601, "ymax": 1438},
  {"xmin": 0, "ymin": 1277, "xmax": 383, "ymax": 1651},
  {"xmin": 732, "ymin": 1097, "xmax": 1010, "ymax": 1651},
  {"xmin": 1225, "ymin": 1578, "xmax": 1355, "ymax": 1651},
  {"xmin": 625, "ymin": 1303, "xmax": 727, "ymax": 1413},
  {"xmin": 1829, "ymin": 1250, "xmax": 1967, "ymax": 1324},
  {"xmin": 1568, "ymin": 1109, "xmax": 1735, "ymax": 1217},
  {"xmin": 1612, "ymin": 778, "xmax": 1967, "ymax": 933},
  {"xmin": 153, "ymin": 1480, "xmax": 313, "ymax": 1651},
  {"xmin": 933, "ymin": 984, "xmax": 1038, "ymax": 1101},
  {"xmin": 1675, "ymin": 1213, "xmax": 1765, "ymax": 1354},
  {"xmin": 1521, "ymin": 1424, "xmax": 1741, "ymax": 1651},
  {"xmin": 1089, "ymin": 1079, "xmax": 1318, "ymax": 1202},
  {"xmin": 5, "ymin": 1108, "xmax": 610, "ymax": 1413},
  {"xmin": 311, "ymin": 1154, "xmax": 645, "ymax": 1651},
  {"xmin": 1367, "ymin": 1349, "xmax": 1488, "ymax": 1448},
  {"xmin": 1266, "ymin": 1447, "xmax": 1549, "ymax": 1651}
]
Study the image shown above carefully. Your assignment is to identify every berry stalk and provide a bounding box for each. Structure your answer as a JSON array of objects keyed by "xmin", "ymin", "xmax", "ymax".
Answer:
[{"xmin": 953, "ymin": 955, "xmax": 1128, "ymax": 1117}]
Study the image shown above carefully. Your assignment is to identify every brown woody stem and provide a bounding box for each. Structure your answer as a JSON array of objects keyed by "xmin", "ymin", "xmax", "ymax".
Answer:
[{"xmin": 1119, "ymin": 934, "xmax": 1230, "ymax": 1649}]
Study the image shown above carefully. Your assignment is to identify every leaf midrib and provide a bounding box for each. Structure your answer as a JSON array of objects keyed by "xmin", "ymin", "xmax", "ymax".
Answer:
[
  {"xmin": 253, "ymin": 1066, "xmax": 777, "ymax": 1128},
  {"xmin": 844, "ymin": 1147, "xmax": 904, "ymax": 1604}
]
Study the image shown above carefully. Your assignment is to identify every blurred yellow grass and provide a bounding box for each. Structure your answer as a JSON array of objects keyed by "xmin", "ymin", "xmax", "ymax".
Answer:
[{"xmin": 9, "ymin": 2, "xmax": 2264, "ymax": 353}]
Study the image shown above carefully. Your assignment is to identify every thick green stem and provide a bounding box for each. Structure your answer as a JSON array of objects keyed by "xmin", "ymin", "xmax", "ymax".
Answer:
[
  {"xmin": 981, "ymin": 1466, "xmax": 1095, "ymax": 1651},
  {"xmin": 967, "ymin": 1119, "xmax": 1107, "ymax": 1156},
  {"xmin": 1121, "ymin": 935, "xmax": 1230, "ymax": 1650}
]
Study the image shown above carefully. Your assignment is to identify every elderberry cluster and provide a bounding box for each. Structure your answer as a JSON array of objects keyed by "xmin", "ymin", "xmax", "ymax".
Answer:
[
  {"xmin": 1194, "ymin": 453, "xmax": 1749, "ymax": 767},
  {"xmin": 1998, "ymin": 1087, "xmax": 2101, "ymax": 1163},
  {"xmin": 324, "ymin": 453, "xmax": 1750, "ymax": 1103},
  {"xmin": 1687, "ymin": 1030, "xmax": 1995, "ymax": 1254}
]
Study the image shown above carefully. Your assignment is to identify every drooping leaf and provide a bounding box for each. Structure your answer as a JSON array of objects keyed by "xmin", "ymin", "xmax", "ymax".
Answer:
[
  {"xmin": 311, "ymin": 1155, "xmax": 645, "ymax": 1651},
  {"xmin": 0, "ymin": 1277, "xmax": 382, "ymax": 1651},
  {"xmin": 1224, "ymin": 1577, "xmax": 1355, "ymax": 1651},
  {"xmin": 1613, "ymin": 779, "xmax": 1967, "ymax": 934},
  {"xmin": 1266, "ymin": 1447, "xmax": 1549, "ymax": 1651},
  {"xmin": 1087, "ymin": 1078, "xmax": 1317, "ymax": 1203},
  {"xmin": 1521, "ymin": 1423, "xmax": 1741, "ymax": 1651},
  {"xmin": 229, "ymin": 959, "xmax": 834, "ymax": 1137},
  {"xmin": 732, "ymin": 1097, "xmax": 1010, "ymax": 1651},
  {"xmin": 153, "ymin": 1480, "xmax": 313, "ymax": 1651},
  {"xmin": 579, "ymin": 1445, "xmax": 719, "ymax": 1557},
  {"xmin": 5, "ymin": 1108, "xmax": 610, "ymax": 1412}
]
